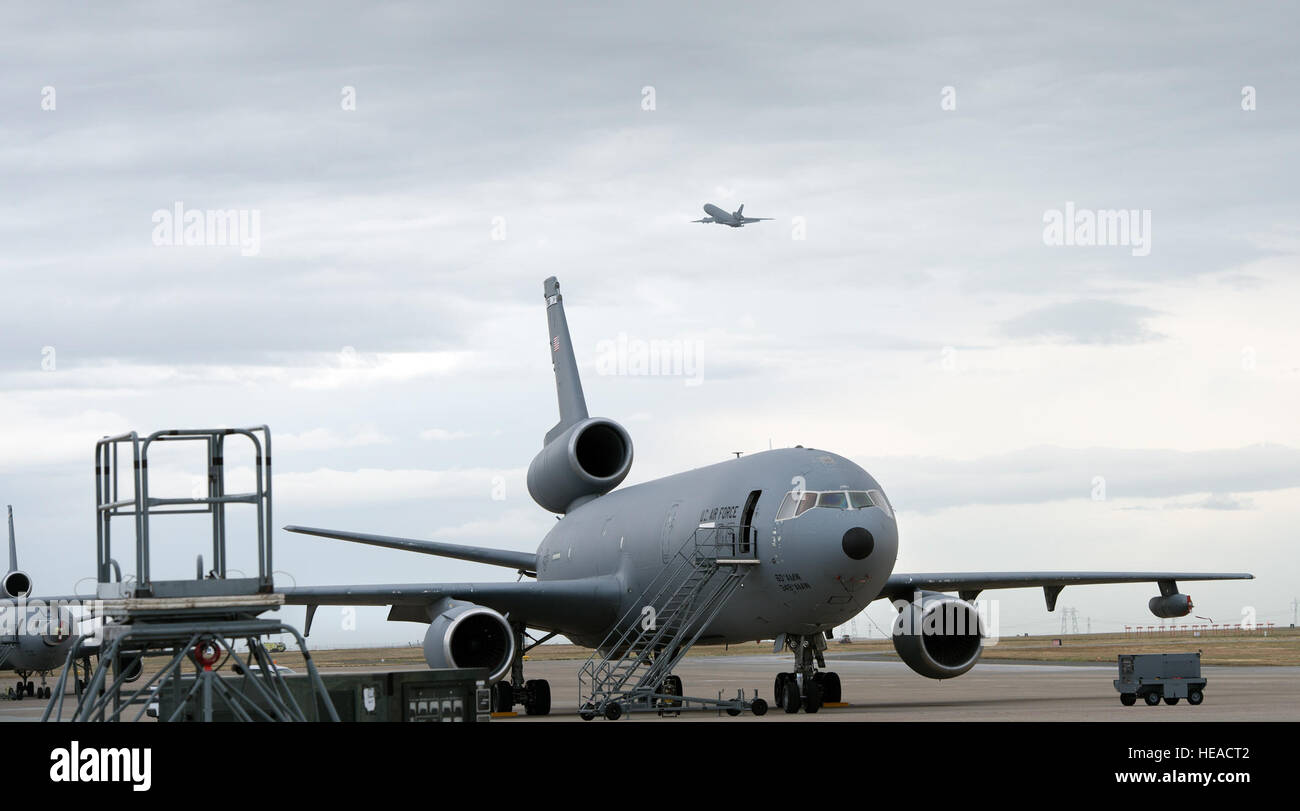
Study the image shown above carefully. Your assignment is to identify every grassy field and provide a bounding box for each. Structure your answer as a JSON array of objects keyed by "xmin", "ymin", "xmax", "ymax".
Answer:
[{"xmin": 261, "ymin": 627, "xmax": 1300, "ymax": 670}]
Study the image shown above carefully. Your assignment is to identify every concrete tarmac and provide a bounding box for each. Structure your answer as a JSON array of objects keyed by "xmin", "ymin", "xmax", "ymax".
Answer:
[
  {"xmin": 500, "ymin": 650, "xmax": 1300, "ymax": 722},
  {"xmin": 5, "ymin": 650, "xmax": 1296, "ymax": 722}
]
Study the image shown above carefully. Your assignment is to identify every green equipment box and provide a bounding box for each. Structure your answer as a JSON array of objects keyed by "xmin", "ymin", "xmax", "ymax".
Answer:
[{"xmin": 157, "ymin": 668, "xmax": 492, "ymax": 722}]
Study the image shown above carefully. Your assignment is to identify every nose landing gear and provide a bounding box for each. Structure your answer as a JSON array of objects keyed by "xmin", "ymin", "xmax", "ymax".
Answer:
[{"xmin": 773, "ymin": 633, "xmax": 841, "ymax": 714}]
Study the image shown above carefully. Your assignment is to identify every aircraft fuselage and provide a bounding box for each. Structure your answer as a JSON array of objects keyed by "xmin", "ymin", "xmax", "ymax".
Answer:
[
  {"xmin": 702, "ymin": 203, "xmax": 734, "ymax": 224},
  {"xmin": 535, "ymin": 447, "xmax": 898, "ymax": 646}
]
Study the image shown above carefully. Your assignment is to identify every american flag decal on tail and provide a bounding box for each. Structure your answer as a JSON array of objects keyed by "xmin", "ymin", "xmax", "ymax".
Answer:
[{"xmin": 552, "ymin": 336, "xmax": 560, "ymax": 352}]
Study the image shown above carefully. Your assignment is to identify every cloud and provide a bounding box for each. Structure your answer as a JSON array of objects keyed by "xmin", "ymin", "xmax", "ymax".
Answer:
[
  {"xmin": 419, "ymin": 428, "xmax": 471, "ymax": 441},
  {"xmin": 273, "ymin": 466, "xmax": 525, "ymax": 508},
  {"xmin": 3, "ymin": 2, "xmax": 1299, "ymax": 646},
  {"xmin": 874, "ymin": 444, "xmax": 1300, "ymax": 513},
  {"xmin": 1165, "ymin": 493, "xmax": 1256, "ymax": 511},
  {"xmin": 0, "ymin": 351, "xmax": 474, "ymax": 394},
  {"xmin": 1000, "ymin": 299, "xmax": 1163, "ymax": 345},
  {"xmin": 276, "ymin": 427, "xmax": 392, "ymax": 451}
]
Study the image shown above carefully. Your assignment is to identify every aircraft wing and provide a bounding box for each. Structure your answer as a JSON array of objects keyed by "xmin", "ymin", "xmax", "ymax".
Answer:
[
  {"xmin": 881, "ymin": 571, "xmax": 1253, "ymax": 608},
  {"xmin": 0, "ymin": 594, "xmax": 85, "ymax": 605},
  {"xmin": 692, "ymin": 217, "xmax": 716, "ymax": 223},
  {"xmin": 282, "ymin": 576, "xmax": 622, "ymax": 633},
  {"xmin": 285, "ymin": 525, "xmax": 537, "ymax": 575},
  {"xmin": 740, "ymin": 217, "xmax": 773, "ymax": 222}
]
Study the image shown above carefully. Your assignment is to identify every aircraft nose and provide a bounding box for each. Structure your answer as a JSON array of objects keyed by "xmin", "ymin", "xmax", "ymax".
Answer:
[{"xmin": 840, "ymin": 509, "xmax": 898, "ymax": 563}]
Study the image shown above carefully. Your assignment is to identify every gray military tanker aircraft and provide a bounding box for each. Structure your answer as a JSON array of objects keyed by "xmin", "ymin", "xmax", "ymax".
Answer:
[
  {"xmin": 0, "ymin": 506, "xmax": 78, "ymax": 699},
  {"xmin": 283, "ymin": 277, "xmax": 1252, "ymax": 716},
  {"xmin": 692, "ymin": 203, "xmax": 773, "ymax": 227}
]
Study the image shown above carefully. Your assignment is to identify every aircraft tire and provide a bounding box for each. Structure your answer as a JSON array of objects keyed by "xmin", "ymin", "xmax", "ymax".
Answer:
[
  {"xmin": 818, "ymin": 672, "xmax": 841, "ymax": 704},
  {"xmin": 524, "ymin": 679, "xmax": 551, "ymax": 716},
  {"xmin": 781, "ymin": 679, "xmax": 801, "ymax": 714},
  {"xmin": 493, "ymin": 681, "xmax": 513, "ymax": 712},
  {"xmin": 774, "ymin": 673, "xmax": 789, "ymax": 708},
  {"xmin": 803, "ymin": 682, "xmax": 823, "ymax": 714},
  {"xmin": 659, "ymin": 674, "xmax": 682, "ymax": 710}
]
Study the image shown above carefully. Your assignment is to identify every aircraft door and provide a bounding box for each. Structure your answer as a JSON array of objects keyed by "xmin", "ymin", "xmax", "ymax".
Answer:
[
  {"xmin": 738, "ymin": 490, "xmax": 761, "ymax": 556},
  {"xmin": 660, "ymin": 502, "xmax": 681, "ymax": 563}
]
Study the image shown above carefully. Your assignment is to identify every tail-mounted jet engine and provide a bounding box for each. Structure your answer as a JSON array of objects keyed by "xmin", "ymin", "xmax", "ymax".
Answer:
[
  {"xmin": 421, "ymin": 598, "xmax": 515, "ymax": 684},
  {"xmin": 1148, "ymin": 593, "xmax": 1193, "ymax": 618},
  {"xmin": 892, "ymin": 591, "xmax": 985, "ymax": 679},
  {"xmin": 2, "ymin": 570, "xmax": 32, "ymax": 598},
  {"xmin": 527, "ymin": 417, "xmax": 633, "ymax": 514}
]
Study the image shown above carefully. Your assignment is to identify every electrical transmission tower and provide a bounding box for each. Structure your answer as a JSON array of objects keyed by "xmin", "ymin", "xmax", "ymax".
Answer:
[{"xmin": 1059, "ymin": 607, "xmax": 1080, "ymax": 634}]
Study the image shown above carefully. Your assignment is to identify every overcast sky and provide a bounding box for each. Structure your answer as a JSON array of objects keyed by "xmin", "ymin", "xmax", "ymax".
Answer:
[{"xmin": 2, "ymin": 2, "xmax": 1297, "ymax": 646}]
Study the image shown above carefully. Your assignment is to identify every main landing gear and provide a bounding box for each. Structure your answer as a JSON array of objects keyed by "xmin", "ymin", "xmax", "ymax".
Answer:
[
  {"xmin": 773, "ymin": 633, "xmax": 841, "ymax": 714},
  {"xmin": 8, "ymin": 671, "xmax": 52, "ymax": 701},
  {"xmin": 492, "ymin": 624, "xmax": 553, "ymax": 716}
]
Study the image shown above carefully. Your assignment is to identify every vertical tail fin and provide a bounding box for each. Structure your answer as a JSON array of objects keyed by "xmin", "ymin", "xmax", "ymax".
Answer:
[
  {"xmin": 542, "ymin": 277, "xmax": 589, "ymax": 445},
  {"xmin": 736, "ymin": 204, "xmax": 744, "ymax": 218},
  {"xmin": 6, "ymin": 506, "xmax": 15, "ymax": 574}
]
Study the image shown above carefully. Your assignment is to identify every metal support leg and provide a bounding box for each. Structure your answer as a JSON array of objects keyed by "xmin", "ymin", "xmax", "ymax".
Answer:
[{"xmin": 510, "ymin": 623, "xmax": 526, "ymax": 691}]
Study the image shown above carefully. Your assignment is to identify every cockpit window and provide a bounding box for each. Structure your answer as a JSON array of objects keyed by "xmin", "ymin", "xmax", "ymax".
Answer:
[
  {"xmin": 817, "ymin": 491, "xmax": 848, "ymax": 509},
  {"xmin": 775, "ymin": 492, "xmax": 797, "ymax": 521},
  {"xmin": 868, "ymin": 489, "xmax": 894, "ymax": 519},
  {"xmin": 795, "ymin": 492, "xmax": 817, "ymax": 517},
  {"xmin": 774, "ymin": 488, "xmax": 894, "ymax": 521}
]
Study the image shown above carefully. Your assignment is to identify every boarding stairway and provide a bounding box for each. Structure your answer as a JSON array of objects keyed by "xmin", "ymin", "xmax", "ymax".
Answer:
[{"xmin": 577, "ymin": 525, "xmax": 763, "ymax": 719}]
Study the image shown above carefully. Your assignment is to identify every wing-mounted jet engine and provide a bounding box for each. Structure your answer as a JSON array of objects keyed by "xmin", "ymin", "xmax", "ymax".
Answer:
[
  {"xmin": 421, "ymin": 598, "xmax": 515, "ymax": 683},
  {"xmin": 526, "ymin": 277, "xmax": 633, "ymax": 514},
  {"xmin": 892, "ymin": 590, "xmax": 985, "ymax": 679}
]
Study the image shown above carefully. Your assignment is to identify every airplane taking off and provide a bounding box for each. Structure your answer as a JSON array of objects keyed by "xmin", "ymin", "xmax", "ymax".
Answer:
[
  {"xmin": 0, "ymin": 506, "xmax": 77, "ymax": 700},
  {"xmin": 283, "ymin": 277, "xmax": 1252, "ymax": 717},
  {"xmin": 692, "ymin": 203, "xmax": 773, "ymax": 227}
]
